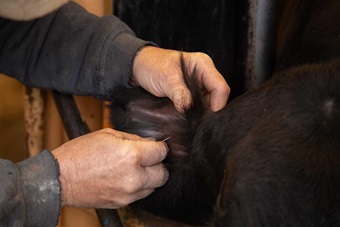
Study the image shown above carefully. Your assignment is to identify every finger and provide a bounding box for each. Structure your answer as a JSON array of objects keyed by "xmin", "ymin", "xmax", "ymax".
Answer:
[
  {"xmin": 209, "ymin": 83, "xmax": 230, "ymax": 111},
  {"xmin": 170, "ymin": 85, "xmax": 192, "ymax": 113},
  {"xmin": 128, "ymin": 188, "xmax": 155, "ymax": 204},
  {"xmin": 198, "ymin": 67, "xmax": 230, "ymax": 112},
  {"xmin": 142, "ymin": 163, "xmax": 169, "ymax": 189},
  {"xmin": 183, "ymin": 52, "xmax": 230, "ymax": 112},
  {"xmin": 133, "ymin": 140, "xmax": 169, "ymax": 166},
  {"xmin": 112, "ymin": 188, "xmax": 154, "ymax": 208},
  {"xmin": 102, "ymin": 128, "xmax": 152, "ymax": 141}
]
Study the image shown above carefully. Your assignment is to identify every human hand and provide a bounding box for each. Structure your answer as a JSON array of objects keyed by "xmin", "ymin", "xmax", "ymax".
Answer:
[
  {"xmin": 51, "ymin": 128, "xmax": 169, "ymax": 209},
  {"xmin": 131, "ymin": 46, "xmax": 230, "ymax": 112}
]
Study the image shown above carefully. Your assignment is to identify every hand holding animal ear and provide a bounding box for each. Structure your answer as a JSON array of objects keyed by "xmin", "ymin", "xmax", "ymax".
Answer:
[{"xmin": 131, "ymin": 46, "xmax": 230, "ymax": 112}]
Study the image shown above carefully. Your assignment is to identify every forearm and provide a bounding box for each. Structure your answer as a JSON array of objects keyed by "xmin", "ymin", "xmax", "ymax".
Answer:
[
  {"xmin": 0, "ymin": 2, "xmax": 155, "ymax": 99},
  {"xmin": 0, "ymin": 150, "xmax": 61, "ymax": 227}
]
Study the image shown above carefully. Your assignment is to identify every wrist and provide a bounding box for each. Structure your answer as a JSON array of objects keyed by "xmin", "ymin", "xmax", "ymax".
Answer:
[
  {"xmin": 131, "ymin": 45, "xmax": 158, "ymax": 86},
  {"xmin": 51, "ymin": 149, "xmax": 74, "ymax": 207}
]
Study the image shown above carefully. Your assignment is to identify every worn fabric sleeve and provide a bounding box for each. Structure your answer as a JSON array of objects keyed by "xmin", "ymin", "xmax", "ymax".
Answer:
[
  {"xmin": 0, "ymin": 1, "xmax": 155, "ymax": 99},
  {"xmin": 0, "ymin": 150, "xmax": 61, "ymax": 227}
]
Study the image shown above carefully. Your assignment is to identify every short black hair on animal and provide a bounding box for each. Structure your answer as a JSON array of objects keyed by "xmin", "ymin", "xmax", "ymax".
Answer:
[
  {"xmin": 109, "ymin": 54, "xmax": 340, "ymax": 226},
  {"xmin": 109, "ymin": 54, "xmax": 216, "ymax": 224},
  {"xmin": 108, "ymin": 1, "xmax": 340, "ymax": 224}
]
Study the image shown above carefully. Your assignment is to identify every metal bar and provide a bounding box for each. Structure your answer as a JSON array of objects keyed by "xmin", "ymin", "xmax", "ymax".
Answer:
[{"xmin": 243, "ymin": 0, "xmax": 280, "ymax": 90}]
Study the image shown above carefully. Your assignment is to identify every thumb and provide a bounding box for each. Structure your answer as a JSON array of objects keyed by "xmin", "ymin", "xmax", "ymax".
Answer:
[
  {"xmin": 168, "ymin": 84, "xmax": 192, "ymax": 113},
  {"xmin": 132, "ymin": 140, "xmax": 169, "ymax": 166}
]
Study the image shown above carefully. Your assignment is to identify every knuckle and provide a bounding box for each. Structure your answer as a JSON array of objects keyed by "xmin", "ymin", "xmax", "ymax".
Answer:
[
  {"xmin": 112, "ymin": 196, "xmax": 130, "ymax": 208},
  {"xmin": 194, "ymin": 52, "xmax": 212, "ymax": 63},
  {"xmin": 124, "ymin": 176, "xmax": 143, "ymax": 193},
  {"xmin": 126, "ymin": 148, "xmax": 140, "ymax": 164},
  {"xmin": 221, "ymin": 83, "xmax": 231, "ymax": 95},
  {"xmin": 101, "ymin": 128, "xmax": 115, "ymax": 134}
]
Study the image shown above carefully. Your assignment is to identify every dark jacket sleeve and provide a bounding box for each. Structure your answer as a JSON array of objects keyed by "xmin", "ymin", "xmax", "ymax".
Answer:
[
  {"xmin": 0, "ymin": 150, "xmax": 61, "ymax": 227},
  {"xmin": 0, "ymin": 1, "xmax": 155, "ymax": 100},
  {"xmin": 0, "ymin": 2, "xmax": 154, "ymax": 226}
]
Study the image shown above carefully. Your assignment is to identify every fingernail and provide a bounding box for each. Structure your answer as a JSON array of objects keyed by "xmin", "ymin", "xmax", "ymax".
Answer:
[
  {"xmin": 163, "ymin": 168, "xmax": 169, "ymax": 184},
  {"xmin": 161, "ymin": 142, "xmax": 169, "ymax": 158}
]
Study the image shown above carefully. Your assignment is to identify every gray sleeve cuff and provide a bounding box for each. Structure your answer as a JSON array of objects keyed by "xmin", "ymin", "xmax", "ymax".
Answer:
[
  {"xmin": 17, "ymin": 150, "xmax": 61, "ymax": 227},
  {"xmin": 102, "ymin": 34, "xmax": 155, "ymax": 92},
  {"xmin": 96, "ymin": 17, "xmax": 157, "ymax": 99}
]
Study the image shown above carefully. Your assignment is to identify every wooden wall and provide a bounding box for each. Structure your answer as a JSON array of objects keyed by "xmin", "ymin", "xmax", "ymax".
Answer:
[{"xmin": 0, "ymin": 75, "xmax": 26, "ymax": 162}]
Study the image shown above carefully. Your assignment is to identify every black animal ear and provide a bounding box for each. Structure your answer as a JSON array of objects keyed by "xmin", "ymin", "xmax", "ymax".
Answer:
[
  {"xmin": 108, "ymin": 53, "xmax": 208, "ymax": 164},
  {"xmin": 108, "ymin": 54, "xmax": 230, "ymax": 224}
]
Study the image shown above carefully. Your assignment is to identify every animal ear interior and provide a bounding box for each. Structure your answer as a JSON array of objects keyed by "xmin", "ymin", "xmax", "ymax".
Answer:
[{"xmin": 112, "ymin": 88, "xmax": 182, "ymax": 138}]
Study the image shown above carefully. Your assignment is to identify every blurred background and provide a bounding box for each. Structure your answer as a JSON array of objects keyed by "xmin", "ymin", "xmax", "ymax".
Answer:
[{"xmin": 0, "ymin": 75, "xmax": 26, "ymax": 163}]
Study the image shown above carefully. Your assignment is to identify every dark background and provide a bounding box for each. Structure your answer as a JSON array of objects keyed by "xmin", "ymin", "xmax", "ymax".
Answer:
[{"xmin": 114, "ymin": 0, "xmax": 249, "ymax": 99}]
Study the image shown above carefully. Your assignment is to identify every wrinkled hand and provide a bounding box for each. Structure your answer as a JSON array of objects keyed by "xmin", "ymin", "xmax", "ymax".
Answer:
[
  {"xmin": 132, "ymin": 46, "xmax": 230, "ymax": 112},
  {"xmin": 51, "ymin": 128, "xmax": 169, "ymax": 209}
]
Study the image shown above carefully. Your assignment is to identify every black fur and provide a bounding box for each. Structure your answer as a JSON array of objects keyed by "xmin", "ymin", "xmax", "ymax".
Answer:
[
  {"xmin": 108, "ymin": 0, "xmax": 340, "ymax": 226},
  {"xmin": 213, "ymin": 61, "xmax": 340, "ymax": 226},
  {"xmin": 110, "ymin": 56, "xmax": 215, "ymax": 224}
]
